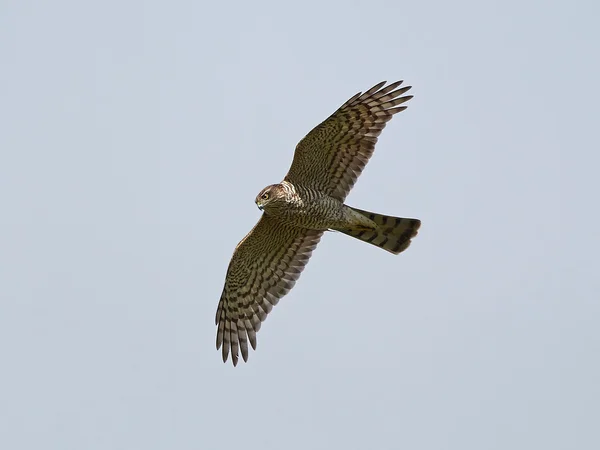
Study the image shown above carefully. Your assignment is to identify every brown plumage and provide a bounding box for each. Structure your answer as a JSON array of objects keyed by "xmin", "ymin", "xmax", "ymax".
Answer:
[{"xmin": 216, "ymin": 81, "xmax": 421, "ymax": 365}]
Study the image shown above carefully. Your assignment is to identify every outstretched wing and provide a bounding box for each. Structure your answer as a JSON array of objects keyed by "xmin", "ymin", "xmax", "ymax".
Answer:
[
  {"xmin": 216, "ymin": 215, "xmax": 323, "ymax": 366},
  {"xmin": 285, "ymin": 81, "xmax": 412, "ymax": 201}
]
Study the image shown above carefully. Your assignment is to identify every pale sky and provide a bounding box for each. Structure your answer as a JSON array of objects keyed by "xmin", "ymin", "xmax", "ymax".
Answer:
[{"xmin": 1, "ymin": 0, "xmax": 598, "ymax": 449}]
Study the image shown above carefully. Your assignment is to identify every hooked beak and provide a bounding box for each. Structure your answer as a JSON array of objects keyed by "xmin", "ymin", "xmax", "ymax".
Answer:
[{"xmin": 256, "ymin": 201, "xmax": 263, "ymax": 211}]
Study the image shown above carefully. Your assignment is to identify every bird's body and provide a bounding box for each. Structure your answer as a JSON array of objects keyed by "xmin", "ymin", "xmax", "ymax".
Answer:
[
  {"xmin": 216, "ymin": 81, "xmax": 421, "ymax": 365},
  {"xmin": 257, "ymin": 181, "xmax": 371, "ymax": 231}
]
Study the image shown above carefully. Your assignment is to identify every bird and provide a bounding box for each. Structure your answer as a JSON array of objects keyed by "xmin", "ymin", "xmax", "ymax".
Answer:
[{"xmin": 215, "ymin": 80, "xmax": 421, "ymax": 366}]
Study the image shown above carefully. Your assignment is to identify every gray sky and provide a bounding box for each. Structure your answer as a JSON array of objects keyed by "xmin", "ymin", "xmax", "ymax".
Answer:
[{"xmin": 1, "ymin": 0, "xmax": 598, "ymax": 449}]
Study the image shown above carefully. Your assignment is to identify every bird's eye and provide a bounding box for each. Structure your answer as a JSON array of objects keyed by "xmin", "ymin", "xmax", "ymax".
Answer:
[{"xmin": 261, "ymin": 192, "xmax": 269, "ymax": 200}]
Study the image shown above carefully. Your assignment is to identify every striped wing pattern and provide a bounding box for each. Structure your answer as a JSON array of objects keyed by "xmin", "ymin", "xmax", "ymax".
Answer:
[
  {"xmin": 216, "ymin": 214, "xmax": 323, "ymax": 366},
  {"xmin": 285, "ymin": 81, "xmax": 412, "ymax": 201}
]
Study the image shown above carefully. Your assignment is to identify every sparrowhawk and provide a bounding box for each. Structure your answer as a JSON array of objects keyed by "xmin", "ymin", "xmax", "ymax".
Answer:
[{"xmin": 216, "ymin": 81, "xmax": 421, "ymax": 365}]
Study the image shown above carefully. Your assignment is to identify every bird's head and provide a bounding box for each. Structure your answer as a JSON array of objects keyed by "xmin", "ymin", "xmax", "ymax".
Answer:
[{"xmin": 255, "ymin": 184, "xmax": 288, "ymax": 214}]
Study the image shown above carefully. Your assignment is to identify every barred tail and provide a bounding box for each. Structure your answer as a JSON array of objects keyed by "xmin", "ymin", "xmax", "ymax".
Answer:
[{"xmin": 337, "ymin": 207, "xmax": 421, "ymax": 255}]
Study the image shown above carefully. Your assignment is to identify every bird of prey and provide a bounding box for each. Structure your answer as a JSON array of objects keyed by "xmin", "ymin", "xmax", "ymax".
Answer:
[{"xmin": 216, "ymin": 81, "xmax": 421, "ymax": 365}]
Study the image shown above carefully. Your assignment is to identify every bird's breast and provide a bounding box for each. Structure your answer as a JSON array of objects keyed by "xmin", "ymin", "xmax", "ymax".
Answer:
[{"xmin": 277, "ymin": 195, "xmax": 345, "ymax": 230}]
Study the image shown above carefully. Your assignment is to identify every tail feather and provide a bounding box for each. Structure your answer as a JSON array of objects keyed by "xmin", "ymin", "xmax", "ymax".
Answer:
[{"xmin": 337, "ymin": 207, "xmax": 421, "ymax": 255}]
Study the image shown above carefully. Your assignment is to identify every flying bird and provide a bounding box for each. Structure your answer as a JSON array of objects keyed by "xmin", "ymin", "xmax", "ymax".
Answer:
[{"xmin": 216, "ymin": 81, "xmax": 421, "ymax": 365}]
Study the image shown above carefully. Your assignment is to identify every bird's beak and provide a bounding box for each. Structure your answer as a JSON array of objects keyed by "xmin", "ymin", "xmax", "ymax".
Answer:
[{"xmin": 256, "ymin": 201, "xmax": 263, "ymax": 211}]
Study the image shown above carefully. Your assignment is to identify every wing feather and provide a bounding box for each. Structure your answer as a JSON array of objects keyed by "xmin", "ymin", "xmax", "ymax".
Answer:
[
  {"xmin": 285, "ymin": 81, "xmax": 412, "ymax": 201},
  {"xmin": 216, "ymin": 214, "xmax": 323, "ymax": 365}
]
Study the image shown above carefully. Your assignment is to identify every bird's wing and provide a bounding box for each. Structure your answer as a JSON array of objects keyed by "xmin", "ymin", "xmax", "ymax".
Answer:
[
  {"xmin": 216, "ymin": 214, "xmax": 323, "ymax": 366},
  {"xmin": 285, "ymin": 81, "xmax": 412, "ymax": 201}
]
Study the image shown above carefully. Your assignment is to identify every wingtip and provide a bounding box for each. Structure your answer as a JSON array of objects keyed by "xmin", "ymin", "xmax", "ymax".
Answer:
[
  {"xmin": 221, "ymin": 344, "xmax": 240, "ymax": 366},
  {"xmin": 370, "ymin": 80, "xmax": 388, "ymax": 92}
]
